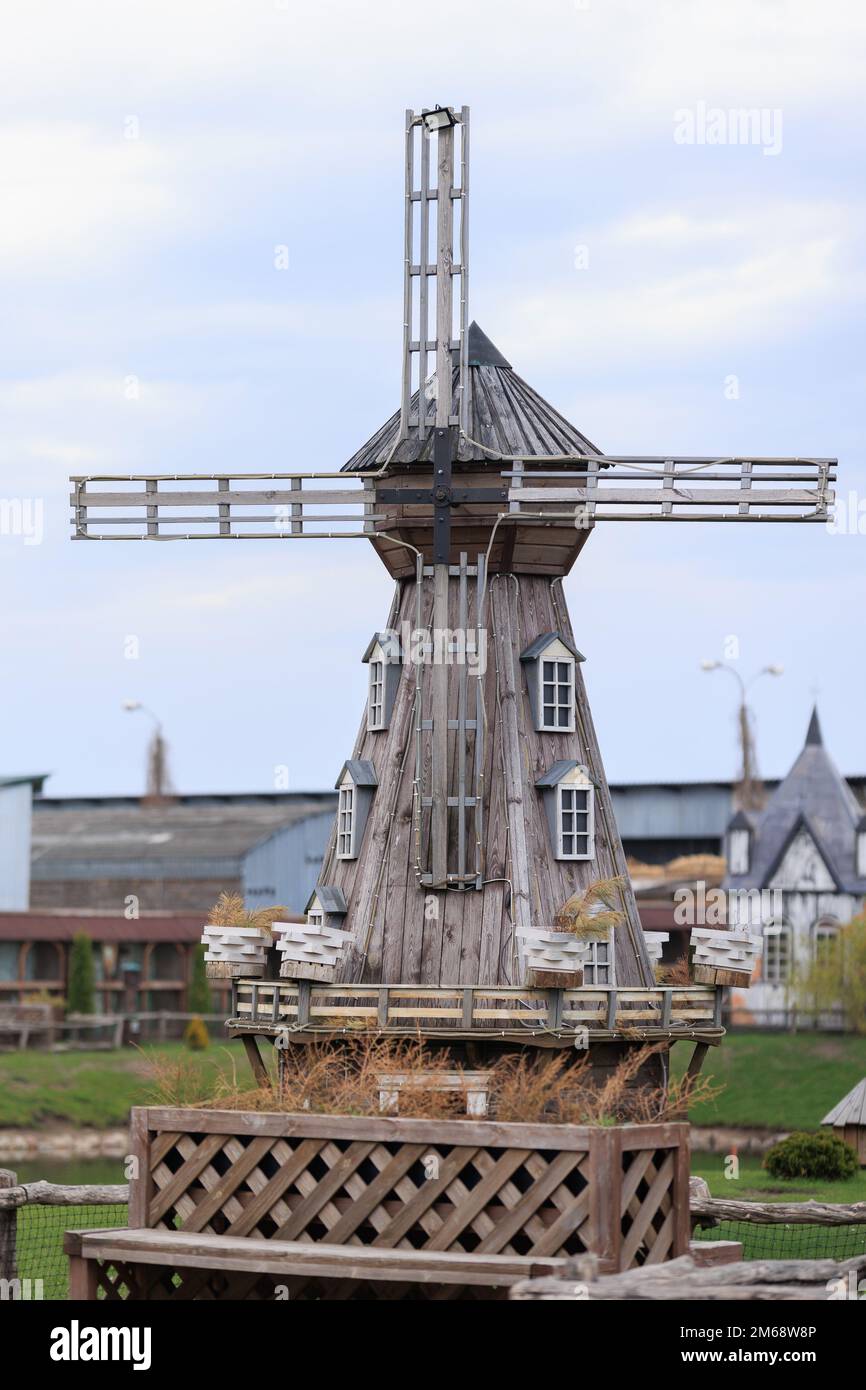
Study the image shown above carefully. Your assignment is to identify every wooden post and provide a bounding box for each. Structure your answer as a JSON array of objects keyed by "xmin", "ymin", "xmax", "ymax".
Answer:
[
  {"xmin": 435, "ymin": 121, "xmax": 454, "ymax": 431},
  {"xmin": 0, "ymin": 1169, "xmax": 18, "ymax": 1283},
  {"xmin": 430, "ymin": 560, "xmax": 449, "ymax": 886},
  {"xmin": 588, "ymin": 1130, "xmax": 620, "ymax": 1272},
  {"xmin": 242, "ymin": 1034, "xmax": 270, "ymax": 1089},
  {"xmin": 128, "ymin": 1110, "xmax": 152, "ymax": 1228},
  {"xmin": 296, "ymin": 980, "xmax": 312, "ymax": 1029},
  {"xmin": 674, "ymin": 1040, "xmax": 711, "ymax": 1121}
]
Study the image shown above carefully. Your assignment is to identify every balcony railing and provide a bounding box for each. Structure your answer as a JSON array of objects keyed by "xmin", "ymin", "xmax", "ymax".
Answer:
[{"xmin": 229, "ymin": 981, "xmax": 723, "ymax": 1042}]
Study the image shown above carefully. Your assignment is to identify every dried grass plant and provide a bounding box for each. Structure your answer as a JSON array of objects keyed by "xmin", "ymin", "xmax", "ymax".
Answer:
[
  {"xmin": 143, "ymin": 1034, "xmax": 722, "ymax": 1126},
  {"xmin": 654, "ymin": 953, "xmax": 693, "ymax": 986},
  {"xmin": 206, "ymin": 891, "xmax": 291, "ymax": 938},
  {"xmin": 553, "ymin": 876, "xmax": 626, "ymax": 939}
]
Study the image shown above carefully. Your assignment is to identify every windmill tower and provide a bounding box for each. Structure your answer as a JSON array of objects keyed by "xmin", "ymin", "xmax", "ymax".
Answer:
[{"xmin": 71, "ymin": 105, "xmax": 836, "ymax": 1081}]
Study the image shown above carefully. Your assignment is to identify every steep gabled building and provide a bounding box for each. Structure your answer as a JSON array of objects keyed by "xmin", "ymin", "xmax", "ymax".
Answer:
[{"xmin": 723, "ymin": 709, "xmax": 866, "ymax": 1025}]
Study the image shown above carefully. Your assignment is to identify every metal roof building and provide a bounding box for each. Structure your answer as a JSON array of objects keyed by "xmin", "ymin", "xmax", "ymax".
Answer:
[{"xmin": 29, "ymin": 792, "xmax": 335, "ymax": 911}]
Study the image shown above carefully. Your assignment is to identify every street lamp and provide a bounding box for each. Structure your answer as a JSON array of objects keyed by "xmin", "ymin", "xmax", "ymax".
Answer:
[
  {"xmin": 700, "ymin": 661, "xmax": 783, "ymax": 811},
  {"xmin": 123, "ymin": 701, "xmax": 173, "ymax": 801}
]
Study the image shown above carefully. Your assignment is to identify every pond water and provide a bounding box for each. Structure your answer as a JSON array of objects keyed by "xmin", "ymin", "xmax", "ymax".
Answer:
[{"xmin": 11, "ymin": 1156, "xmax": 128, "ymax": 1186}]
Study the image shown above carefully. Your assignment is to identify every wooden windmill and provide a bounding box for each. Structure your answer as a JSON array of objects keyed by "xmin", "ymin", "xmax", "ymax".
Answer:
[{"xmin": 70, "ymin": 105, "xmax": 836, "ymax": 1080}]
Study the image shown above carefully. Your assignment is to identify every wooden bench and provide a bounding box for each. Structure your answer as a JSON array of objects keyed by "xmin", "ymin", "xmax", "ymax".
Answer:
[{"xmin": 65, "ymin": 1227, "xmax": 571, "ymax": 1300}]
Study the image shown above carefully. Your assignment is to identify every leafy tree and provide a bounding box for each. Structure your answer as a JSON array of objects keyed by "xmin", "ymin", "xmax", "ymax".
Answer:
[
  {"xmin": 67, "ymin": 933, "xmax": 96, "ymax": 1015},
  {"xmin": 187, "ymin": 944, "xmax": 212, "ymax": 1016},
  {"xmin": 796, "ymin": 912, "xmax": 866, "ymax": 1033}
]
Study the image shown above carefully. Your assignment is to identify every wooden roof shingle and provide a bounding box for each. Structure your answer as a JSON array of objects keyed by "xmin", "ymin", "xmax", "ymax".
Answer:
[{"xmin": 342, "ymin": 322, "xmax": 602, "ymax": 471}]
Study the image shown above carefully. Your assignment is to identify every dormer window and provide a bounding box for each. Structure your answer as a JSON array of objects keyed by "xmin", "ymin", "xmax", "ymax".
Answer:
[
  {"xmin": 520, "ymin": 632, "xmax": 584, "ymax": 734},
  {"xmin": 305, "ymin": 887, "xmax": 347, "ymax": 928},
  {"xmin": 362, "ymin": 633, "xmax": 401, "ymax": 732},
  {"xmin": 558, "ymin": 782, "xmax": 594, "ymax": 859},
  {"xmin": 338, "ymin": 780, "xmax": 355, "ymax": 857},
  {"xmin": 334, "ymin": 760, "xmax": 378, "ymax": 861},
  {"xmin": 368, "ymin": 661, "xmax": 384, "ymax": 729},
  {"xmin": 536, "ymin": 761, "xmax": 596, "ymax": 861},
  {"xmin": 542, "ymin": 656, "xmax": 574, "ymax": 730},
  {"xmin": 726, "ymin": 811, "xmax": 753, "ymax": 876}
]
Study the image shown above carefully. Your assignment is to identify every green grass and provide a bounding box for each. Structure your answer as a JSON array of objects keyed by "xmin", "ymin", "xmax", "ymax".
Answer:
[
  {"xmin": 16, "ymin": 1202, "xmax": 129, "ymax": 1301},
  {"xmin": 690, "ymin": 1151, "xmax": 866, "ymax": 1205},
  {"xmin": 1, "ymin": 1030, "xmax": 864, "ymax": 1133},
  {"xmin": 673, "ymin": 1030, "xmax": 866, "ymax": 1130},
  {"xmin": 690, "ymin": 1152, "xmax": 866, "ymax": 1262},
  {"xmin": 0, "ymin": 1041, "xmax": 270, "ymax": 1129}
]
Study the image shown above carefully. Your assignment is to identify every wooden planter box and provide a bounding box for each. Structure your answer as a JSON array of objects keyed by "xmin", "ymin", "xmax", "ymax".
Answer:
[
  {"xmin": 117, "ymin": 1106, "xmax": 690, "ymax": 1296},
  {"xmin": 201, "ymin": 926, "xmax": 269, "ymax": 981}
]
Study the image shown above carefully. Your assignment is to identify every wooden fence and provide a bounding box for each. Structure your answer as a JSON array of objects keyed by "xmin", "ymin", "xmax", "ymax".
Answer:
[
  {"xmin": 3, "ymin": 1167, "xmax": 865, "ymax": 1299},
  {"xmin": 0, "ymin": 1007, "xmax": 229, "ymax": 1051},
  {"xmin": 118, "ymin": 1107, "xmax": 690, "ymax": 1294}
]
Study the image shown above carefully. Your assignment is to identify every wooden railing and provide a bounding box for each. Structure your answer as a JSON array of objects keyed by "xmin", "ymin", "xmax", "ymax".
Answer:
[{"xmin": 229, "ymin": 981, "xmax": 723, "ymax": 1041}]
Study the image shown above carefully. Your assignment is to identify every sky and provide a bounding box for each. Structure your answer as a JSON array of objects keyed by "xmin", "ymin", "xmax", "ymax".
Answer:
[{"xmin": 1, "ymin": 0, "xmax": 864, "ymax": 797}]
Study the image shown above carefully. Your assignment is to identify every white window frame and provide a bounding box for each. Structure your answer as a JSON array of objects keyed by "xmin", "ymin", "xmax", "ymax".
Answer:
[
  {"xmin": 812, "ymin": 916, "xmax": 839, "ymax": 962},
  {"xmin": 538, "ymin": 652, "xmax": 575, "ymax": 733},
  {"xmin": 858, "ymin": 831, "xmax": 866, "ymax": 878},
  {"xmin": 337, "ymin": 782, "xmax": 356, "ymax": 859},
  {"xmin": 368, "ymin": 659, "xmax": 385, "ymax": 731},
  {"xmin": 307, "ymin": 906, "xmax": 325, "ymax": 932},
  {"xmin": 728, "ymin": 827, "xmax": 751, "ymax": 876},
  {"xmin": 763, "ymin": 921, "xmax": 792, "ymax": 984},
  {"xmin": 557, "ymin": 782, "xmax": 595, "ymax": 860},
  {"xmin": 582, "ymin": 938, "xmax": 613, "ymax": 986}
]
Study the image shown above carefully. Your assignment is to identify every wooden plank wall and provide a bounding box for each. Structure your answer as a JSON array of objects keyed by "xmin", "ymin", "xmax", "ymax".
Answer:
[{"xmin": 317, "ymin": 570, "xmax": 653, "ymax": 988}]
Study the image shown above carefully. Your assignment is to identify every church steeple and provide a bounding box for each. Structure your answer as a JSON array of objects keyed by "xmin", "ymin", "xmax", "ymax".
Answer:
[{"xmin": 805, "ymin": 705, "xmax": 823, "ymax": 747}]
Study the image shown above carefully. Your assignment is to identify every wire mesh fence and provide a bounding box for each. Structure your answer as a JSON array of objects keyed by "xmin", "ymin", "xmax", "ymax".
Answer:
[
  {"xmin": 2, "ymin": 1179, "xmax": 865, "ymax": 1300},
  {"xmin": 9, "ymin": 1202, "xmax": 129, "ymax": 1301},
  {"xmin": 693, "ymin": 1218, "xmax": 866, "ymax": 1262}
]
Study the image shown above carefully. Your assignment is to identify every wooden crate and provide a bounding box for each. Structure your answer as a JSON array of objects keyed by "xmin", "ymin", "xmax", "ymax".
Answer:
[{"xmin": 107, "ymin": 1107, "xmax": 690, "ymax": 1297}]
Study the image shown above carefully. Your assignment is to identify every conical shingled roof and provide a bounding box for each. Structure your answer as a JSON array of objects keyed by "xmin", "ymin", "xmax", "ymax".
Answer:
[
  {"xmin": 726, "ymin": 706, "xmax": 866, "ymax": 894},
  {"xmin": 343, "ymin": 321, "xmax": 602, "ymax": 470},
  {"xmin": 822, "ymin": 1078, "xmax": 866, "ymax": 1128}
]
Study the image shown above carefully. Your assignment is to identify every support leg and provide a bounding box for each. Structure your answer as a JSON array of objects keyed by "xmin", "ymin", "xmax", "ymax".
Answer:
[
  {"xmin": 69, "ymin": 1255, "xmax": 99, "ymax": 1301},
  {"xmin": 241, "ymin": 1034, "xmax": 270, "ymax": 1088}
]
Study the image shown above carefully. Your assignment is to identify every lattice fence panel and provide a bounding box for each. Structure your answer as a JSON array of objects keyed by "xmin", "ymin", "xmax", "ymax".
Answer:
[
  {"xmin": 147, "ymin": 1131, "xmax": 596, "ymax": 1261},
  {"xmin": 619, "ymin": 1147, "xmax": 678, "ymax": 1268}
]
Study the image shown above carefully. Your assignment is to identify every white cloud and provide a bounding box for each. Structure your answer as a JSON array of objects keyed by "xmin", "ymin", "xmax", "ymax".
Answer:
[
  {"xmin": 498, "ymin": 215, "xmax": 849, "ymax": 369},
  {"xmin": 0, "ymin": 126, "xmax": 186, "ymax": 270}
]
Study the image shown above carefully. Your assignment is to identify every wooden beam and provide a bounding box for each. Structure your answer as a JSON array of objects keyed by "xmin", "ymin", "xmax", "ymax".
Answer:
[
  {"xmin": 0, "ymin": 1169, "xmax": 17, "ymax": 1282},
  {"xmin": 241, "ymin": 1034, "xmax": 270, "ymax": 1089},
  {"xmin": 430, "ymin": 562, "xmax": 449, "ymax": 886}
]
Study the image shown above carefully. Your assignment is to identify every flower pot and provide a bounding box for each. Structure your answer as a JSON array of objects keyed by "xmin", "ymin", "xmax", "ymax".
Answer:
[
  {"xmin": 273, "ymin": 919, "xmax": 353, "ymax": 983},
  {"xmin": 201, "ymin": 925, "xmax": 269, "ymax": 980}
]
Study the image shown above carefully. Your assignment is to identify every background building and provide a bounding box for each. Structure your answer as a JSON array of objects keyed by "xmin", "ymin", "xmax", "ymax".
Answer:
[
  {"xmin": 1, "ymin": 753, "xmax": 863, "ymax": 1017},
  {"xmin": 0, "ymin": 774, "xmax": 47, "ymax": 909},
  {"xmin": 723, "ymin": 709, "xmax": 866, "ymax": 1027}
]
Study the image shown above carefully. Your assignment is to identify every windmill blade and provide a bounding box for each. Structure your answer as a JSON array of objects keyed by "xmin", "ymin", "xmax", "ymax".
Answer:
[
  {"xmin": 70, "ymin": 472, "xmax": 379, "ymax": 540},
  {"xmin": 400, "ymin": 106, "xmax": 469, "ymax": 441},
  {"xmin": 503, "ymin": 455, "xmax": 836, "ymax": 524}
]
